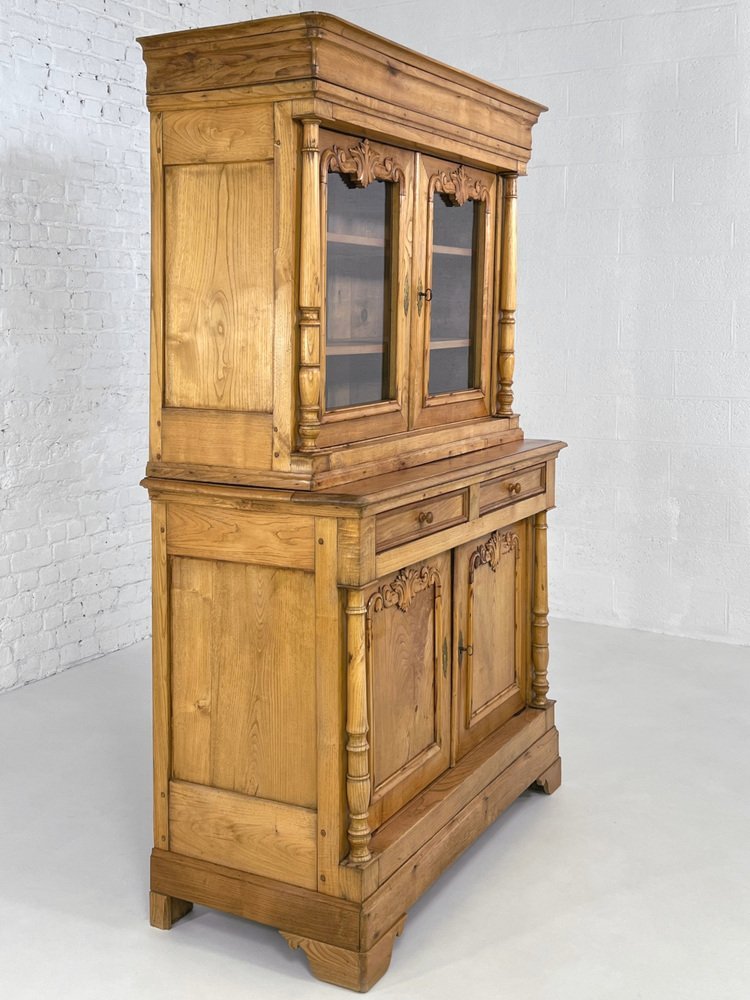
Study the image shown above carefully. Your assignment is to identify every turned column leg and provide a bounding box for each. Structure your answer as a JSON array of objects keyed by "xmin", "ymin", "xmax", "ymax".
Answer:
[
  {"xmin": 281, "ymin": 915, "xmax": 406, "ymax": 992},
  {"xmin": 149, "ymin": 891, "xmax": 193, "ymax": 930},
  {"xmin": 497, "ymin": 173, "xmax": 517, "ymax": 416},
  {"xmin": 345, "ymin": 589, "xmax": 372, "ymax": 863},
  {"xmin": 530, "ymin": 510, "xmax": 550, "ymax": 708}
]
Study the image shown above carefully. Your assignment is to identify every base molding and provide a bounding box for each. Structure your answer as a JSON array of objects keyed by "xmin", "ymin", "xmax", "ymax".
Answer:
[{"xmin": 150, "ymin": 710, "xmax": 560, "ymax": 990}]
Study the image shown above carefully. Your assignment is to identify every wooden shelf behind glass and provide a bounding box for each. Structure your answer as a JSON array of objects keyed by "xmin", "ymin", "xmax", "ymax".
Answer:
[
  {"xmin": 327, "ymin": 341, "xmax": 386, "ymax": 356},
  {"xmin": 429, "ymin": 338, "xmax": 471, "ymax": 350},
  {"xmin": 327, "ymin": 232, "xmax": 386, "ymax": 248}
]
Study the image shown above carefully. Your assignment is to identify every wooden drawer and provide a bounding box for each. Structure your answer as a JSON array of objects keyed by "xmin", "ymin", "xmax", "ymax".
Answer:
[
  {"xmin": 376, "ymin": 489, "xmax": 469, "ymax": 552},
  {"xmin": 479, "ymin": 464, "xmax": 545, "ymax": 514}
]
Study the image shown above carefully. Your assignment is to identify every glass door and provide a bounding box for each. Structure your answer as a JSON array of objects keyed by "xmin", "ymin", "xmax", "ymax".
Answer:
[
  {"xmin": 317, "ymin": 133, "xmax": 413, "ymax": 447},
  {"xmin": 411, "ymin": 155, "xmax": 496, "ymax": 429}
]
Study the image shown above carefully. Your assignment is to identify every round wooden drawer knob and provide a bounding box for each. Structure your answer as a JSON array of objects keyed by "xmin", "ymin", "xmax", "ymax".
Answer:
[
  {"xmin": 507, "ymin": 482, "xmax": 522, "ymax": 495},
  {"xmin": 418, "ymin": 510, "xmax": 434, "ymax": 525}
]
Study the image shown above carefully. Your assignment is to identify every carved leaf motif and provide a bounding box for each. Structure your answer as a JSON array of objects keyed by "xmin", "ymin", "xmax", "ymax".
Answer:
[
  {"xmin": 432, "ymin": 164, "xmax": 488, "ymax": 206},
  {"xmin": 322, "ymin": 138, "xmax": 405, "ymax": 188},
  {"xmin": 367, "ymin": 564, "xmax": 441, "ymax": 616},
  {"xmin": 468, "ymin": 531, "xmax": 518, "ymax": 582}
]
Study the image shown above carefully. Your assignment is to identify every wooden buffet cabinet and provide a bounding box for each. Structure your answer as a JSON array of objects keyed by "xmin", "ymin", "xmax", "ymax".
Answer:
[{"xmin": 139, "ymin": 12, "xmax": 565, "ymax": 992}]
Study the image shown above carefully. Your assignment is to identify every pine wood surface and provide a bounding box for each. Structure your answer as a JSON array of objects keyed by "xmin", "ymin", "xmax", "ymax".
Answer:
[{"xmin": 140, "ymin": 13, "xmax": 563, "ymax": 991}]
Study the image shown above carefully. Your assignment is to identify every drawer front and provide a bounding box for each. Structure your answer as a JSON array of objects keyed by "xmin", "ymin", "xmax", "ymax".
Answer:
[
  {"xmin": 376, "ymin": 489, "xmax": 468, "ymax": 552},
  {"xmin": 479, "ymin": 464, "xmax": 545, "ymax": 514}
]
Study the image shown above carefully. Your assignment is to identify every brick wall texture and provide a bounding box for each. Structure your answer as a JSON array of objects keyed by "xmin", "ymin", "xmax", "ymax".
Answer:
[{"xmin": 1, "ymin": 0, "xmax": 748, "ymax": 691}]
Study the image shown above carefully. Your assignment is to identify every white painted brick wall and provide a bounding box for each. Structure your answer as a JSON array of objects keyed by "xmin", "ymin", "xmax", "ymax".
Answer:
[
  {"xmin": 2, "ymin": 0, "xmax": 747, "ymax": 696},
  {"xmin": 0, "ymin": 0, "xmax": 303, "ymax": 693},
  {"xmin": 307, "ymin": 0, "xmax": 750, "ymax": 644}
]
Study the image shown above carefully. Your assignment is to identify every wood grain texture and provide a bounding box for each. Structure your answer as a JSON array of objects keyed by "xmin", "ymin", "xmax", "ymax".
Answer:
[
  {"xmin": 531, "ymin": 510, "xmax": 551, "ymax": 708},
  {"xmin": 167, "ymin": 503, "xmax": 314, "ymax": 569},
  {"xmin": 162, "ymin": 105, "xmax": 273, "ymax": 164},
  {"xmin": 168, "ymin": 780, "xmax": 317, "ymax": 889},
  {"xmin": 164, "ymin": 161, "xmax": 273, "ymax": 412},
  {"xmin": 361, "ymin": 727, "xmax": 559, "ymax": 949},
  {"xmin": 497, "ymin": 174, "xmax": 518, "ymax": 415},
  {"xmin": 149, "ymin": 113, "xmax": 164, "ymax": 461},
  {"xmin": 149, "ymin": 891, "xmax": 193, "ymax": 929},
  {"xmin": 375, "ymin": 489, "xmax": 468, "ymax": 553},
  {"xmin": 369, "ymin": 706, "xmax": 552, "ymax": 886},
  {"xmin": 534, "ymin": 756, "xmax": 561, "ymax": 795},
  {"xmin": 315, "ymin": 517, "xmax": 347, "ymax": 894},
  {"xmin": 170, "ymin": 557, "xmax": 317, "ymax": 808},
  {"xmin": 282, "ymin": 914, "xmax": 406, "ymax": 992},
  {"xmin": 161, "ymin": 408, "xmax": 273, "ymax": 470},
  {"xmin": 272, "ymin": 101, "xmax": 297, "ymax": 472},
  {"xmin": 452, "ymin": 524, "xmax": 529, "ymax": 760},
  {"xmin": 151, "ymin": 848, "xmax": 361, "ymax": 949},
  {"xmin": 364, "ymin": 554, "xmax": 451, "ymax": 830},
  {"xmin": 151, "ymin": 501, "xmax": 170, "ymax": 850}
]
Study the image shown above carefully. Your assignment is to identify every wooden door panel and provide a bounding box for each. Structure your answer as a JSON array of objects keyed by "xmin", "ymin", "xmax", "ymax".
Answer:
[
  {"xmin": 453, "ymin": 523, "xmax": 529, "ymax": 760},
  {"xmin": 365, "ymin": 552, "xmax": 451, "ymax": 829}
]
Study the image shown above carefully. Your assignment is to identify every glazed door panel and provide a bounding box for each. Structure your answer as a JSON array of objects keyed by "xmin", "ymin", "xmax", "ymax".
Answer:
[
  {"xmin": 410, "ymin": 154, "xmax": 496, "ymax": 430},
  {"xmin": 364, "ymin": 552, "xmax": 451, "ymax": 829},
  {"xmin": 452, "ymin": 522, "xmax": 529, "ymax": 761},
  {"xmin": 317, "ymin": 131, "xmax": 414, "ymax": 448}
]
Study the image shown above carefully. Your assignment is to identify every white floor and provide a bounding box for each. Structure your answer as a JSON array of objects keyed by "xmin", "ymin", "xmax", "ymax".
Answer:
[{"xmin": 0, "ymin": 620, "xmax": 748, "ymax": 1000}]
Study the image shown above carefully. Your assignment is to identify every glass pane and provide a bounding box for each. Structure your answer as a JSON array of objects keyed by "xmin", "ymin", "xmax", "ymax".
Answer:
[
  {"xmin": 427, "ymin": 194, "xmax": 482, "ymax": 396},
  {"xmin": 325, "ymin": 172, "xmax": 396, "ymax": 411}
]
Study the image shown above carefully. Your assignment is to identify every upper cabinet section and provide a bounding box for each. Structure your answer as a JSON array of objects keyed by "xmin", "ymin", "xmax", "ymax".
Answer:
[{"xmin": 139, "ymin": 13, "xmax": 546, "ymax": 491}]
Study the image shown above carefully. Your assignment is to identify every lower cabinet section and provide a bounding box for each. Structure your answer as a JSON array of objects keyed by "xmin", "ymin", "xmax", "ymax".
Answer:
[{"xmin": 146, "ymin": 460, "xmax": 560, "ymax": 992}]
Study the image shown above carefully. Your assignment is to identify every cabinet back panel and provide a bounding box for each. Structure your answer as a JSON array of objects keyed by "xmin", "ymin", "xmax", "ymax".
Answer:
[
  {"xmin": 164, "ymin": 161, "xmax": 274, "ymax": 412},
  {"xmin": 170, "ymin": 557, "xmax": 317, "ymax": 808}
]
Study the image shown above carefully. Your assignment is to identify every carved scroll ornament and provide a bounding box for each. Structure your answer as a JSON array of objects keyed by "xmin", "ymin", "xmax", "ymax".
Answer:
[
  {"xmin": 321, "ymin": 137, "xmax": 405, "ymax": 188},
  {"xmin": 468, "ymin": 531, "xmax": 519, "ymax": 582},
  {"xmin": 429, "ymin": 164, "xmax": 489, "ymax": 206},
  {"xmin": 367, "ymin": 564, "xmax": 442, "ymax": 616}
]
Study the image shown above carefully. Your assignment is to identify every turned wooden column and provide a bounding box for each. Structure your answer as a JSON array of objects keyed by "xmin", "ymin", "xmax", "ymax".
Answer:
[
  {"xmin": 345, "ymin": 589, "xmax": 372, "ymax": 863},
  {"xmin": 298, "ymin": 116, "xmax": 322, "ymax": 452},
  {"xmin": 531, "ymin": 510, "xmax": 550, "ymax": 708},
  {"xmin": 497, "ymin": 173, "xmax": 517, "ymax": 416}
]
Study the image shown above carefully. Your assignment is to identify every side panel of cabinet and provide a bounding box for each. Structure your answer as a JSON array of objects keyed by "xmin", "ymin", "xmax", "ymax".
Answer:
[
  {"xmin": 162, "ymin": 503, "xmax": 319, "ymax": 890},
  {"xmin": 152, "ymin": 101, "xmax": 295, "ymax": 475},
  {"xmin": 364, "ymin": 552, "xmax": 452, "ymax": 830},
  {"xmin": 452, "ymin": 521, "xmax": 530, "ymax": 761}
]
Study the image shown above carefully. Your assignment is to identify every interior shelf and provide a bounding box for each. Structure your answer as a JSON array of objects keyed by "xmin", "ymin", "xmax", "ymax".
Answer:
[
  {"xmin": 327, "ymin": 232, "xmax": 386, "ymax": 248},
  {"xmin": 432, "ymin": 244, "xmax": 472, "ymax": 257},
  {"xmin": 429, "ymin": 338, "xmax": 471, "ymax": 350},
  {"xmin": 327, "ymin": 341, "xmax": 386, "ymax": 356}
]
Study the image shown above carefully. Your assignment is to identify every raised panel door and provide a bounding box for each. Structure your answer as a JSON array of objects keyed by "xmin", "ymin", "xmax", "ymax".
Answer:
[
  {"xmin": 452, "ymin": 522, "xmax": 530, "ymax": 761},
  {"xmin": 363, "ymin": 552, "xmax": 451, "ymax": 829}
]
